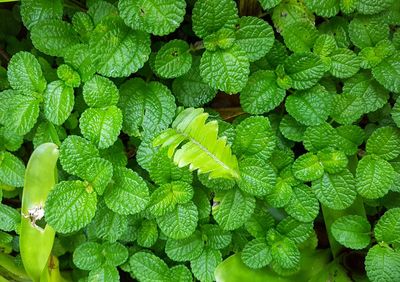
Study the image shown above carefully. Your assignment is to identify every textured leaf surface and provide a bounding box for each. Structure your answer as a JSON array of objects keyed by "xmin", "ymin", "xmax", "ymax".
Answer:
[
  {"xmin": 240, "ymin": 70, "xmax": 285, "ymax": 114},
  {"xmin": 20, "ymin": 0, "xmax": 63, "ymax": 30},
  {"xmin": 303, "ymin": 123, "xmax": 336, "ymax": 152},
  {"xmin": 374, "ymin": 208, "xmax": 400, "ymax": 244},
  {"xmin": 365, "ymin": 245, "xmax": 400, "ymax": 282},
  {"xmin": 331, "ymin": 215, "xmax": 371, "ymax": 249},
  {"xmin": 88, "ymin": 264, "xmax": 119, "ymax": 282},
  {"xmin": 104, "ymin": 167, "xmax": 149, "ymax": 215},
  {"xmin": 43, "ymin": 80, "xmax": 74, "ymax": 125},
  {"xmin": 119, "ymin": 78, "xmax": 176, "ymax": 138},
  {"xmin": 119, "ymin": 0, "xmax": 186, "ymax": 36},
  {"xmin": 279, "ymin": 115, "xmax": 306, "ymax": 142},
  {"xmin": 45, "ymin": 181, "xmax": 97, "ymax": 233},
  {"xmin": 155, "ymin": 40, "xmax": 192, "ymax": 79},
  {"xmin": 7, "ymin": 51, "xmax": 46, "ymax": 95},
  {"xmin": 89, "ymin": 17, "xmax": 151, "ymax": 77},
  {"xmin": 304, "ymin": 0, "xmax": 339, "ymax": 17},
  {"xmin": 285, "ymin": 85, "xmax": 332, "ymax": 126},
  {"xmin": 366, "ymin": 127, "xmax": 400, "ymax": 160},
  {"xmin": 80, "ymin": 106, "xmax": 123, "ymax": 149},
  {"xmin": 192, "ymin": 0, "xmax": 238, "ymax": 38},
  {"xmin": 157, "ymin": 202, "xmax": 198, "ymax": 240},
  {"xmin": 130, "ymin": 252, "xmax": 170, "ymax": 282},
  {"xmin": 329, "ymin": 48, "xmax": 361, "ymax": 79},
  {"xmin": 0, "ymin": 151, "xmax": 25, "ymax": 187},
  {"xmin": 292, "ymin": 152, "xmax": 324, "ymax": 182},
  {"xmin": 191, "ymin": 248, "xmax": 222, "ymax": 282},
  {"xmin": 73, "ymin": 242, "xmax": 103, "ymax": 271},
  {"xmin": 241, "ymin": 238, "xmax": 272, "ymax": 269},
  {"xmin": 83, "ymin": 75, "xmax": 119, "ymax": 108},
  {"xmin": 165, "ymin": 232, "xmax": 204, "ymax": 262},
  {"xmin": 80, "ymin": 157, "xmax": 113, "ymax": 195},
  {"xmin": 356, "ymin": 155, "xmax": 395, "ymax": 199},
  {"xmin": 313, "ymin": 170, "xmax": 356, "ymax": 210},
  {"xmin": 154, "ymin": 108, "xmax": 239, "ymax": 179},
  {"xmin": 235, "ymin": 16, "xmax": 274, "ymax": 62},
  {"xmin": 317, "ymin": 149, "xmax": 348, "ymax": 174},
  {"xmin": 372, "ymin": 52, "xmax": 400, "ymax": 93},
  {"xmin": 213, "ymin": 188, "xmax": 255, "ymax": 230},
  {"xmin": 277, "ymin": 217, "xmax": 313, "ymax": 244},
  {"xmin": 271, "ymin": 238, "xmax": 300, "ymax": 269},
  {"xmin": 200, "ymin": 45, "xmax": 249, "ymax": 94},
  {"xmin": 238, "ymin": 158, "xmax": 276, "ymax": 196},
  {"xmin": 0, "ymin": 204, "xmax": 20, "ymax": 232},
  {"xmin": 285, "ymin": 184, "xmax": 319, "ymax": 222},
  {"xmin": 102, "ymin": 241, "xmax": 129, "ymax": 266},
  {"xmin": 284, "ymin": 52, "xmax": 325, "ymax": 90},
  {"xmin": 31, "ymin": 20, "xmax": 80, "ymax": 57}
]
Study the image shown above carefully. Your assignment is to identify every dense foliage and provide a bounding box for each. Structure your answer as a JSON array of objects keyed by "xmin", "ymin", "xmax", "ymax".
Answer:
[{"xmin": 1, "ymin": 0, "xmax": 400, "ymax": 281}]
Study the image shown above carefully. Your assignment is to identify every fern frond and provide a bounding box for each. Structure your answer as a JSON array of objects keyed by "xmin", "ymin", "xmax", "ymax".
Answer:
[{"xmin": 153, "ymin": 108, "xmax": 240, "ymax": 179}]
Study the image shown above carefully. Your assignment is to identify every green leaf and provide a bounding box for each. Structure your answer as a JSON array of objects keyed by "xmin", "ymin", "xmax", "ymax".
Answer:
[
  {"xmin": 330, "ymin": 93, "xmax": 364, "ymax": 125},
  {"xmin": 329, "ymin": 48, "xmax": 361, "ymax": 79},
  {"xmin": 235, "ymin": 16, "xmax": 274, "ymax": 62},
  {"xmin": 45, "ymin": 180, "xmax": 97, "ymax": 233},
  {"xmin": 335, "ymin": 125, "xmax": 365, "ymax": 155},
  {"xmin": 153, "ymin": 108, "xmax": 239, "ymax": 179},
  {"xmin": 281, "ymin": 21, "xmax": 319, "ymax": 53},
  {"xmin": 279, "ymin": 115, "xmax": 306, "ymax": 142},
  {"xmin": 148, "ymin": 181, "xmax": 194, "ymax": 217},
  {"xmin": 238, "ymin": 158, "xmax": 276, "ymax": 196},
  {"xmin": 331, "ymin": 215, "xmax": 371, "ymax": 249},
  {"xmin": 285, "ymin": 184, "xmax": 319, "ymax": 222},
  {"xmin": 198, "ymin": 173, "xmax": 235, "ymax": 191},
  {"xmin": 119, "ymin": 78, "xmax": 176, "ymax": 138},
  {"xmin": 266, "ymin": 177, "xmax": 293, "ymax": 208},
  {"xmin": 313, "ymin": 34, "xmax": 337, "ymax": 58},
  {"xmin": 245, "ymin": 203, "xmax": 275, "ymax": 238},
  {"xmin": 312, "ymin": 170, "xmax": 357, "ymax": 210},
  {"xmin": 118, "ymin": 0, "xmax": 186, "ymax": 36},
  {"xmin": 90, "ymin": 202, "xmax": 128, "ymax": 242},
  {"xmin": 80, "ymin": 157, "xmax": 113, "ymax": 195},
  {"xmin": 20, "ymin": 0, "xmax": 63, "ymax": 30},
  {"xmin": 31, "ymin": 19, "xmax": 80, "ymax": 57},
  {"xmin": 0, "ymin": 151, "xmax": 25, "ymax": 187},
  {"xmin": 303, "ymin": 123, "xmax": 337, "ymax": 152},
  {"xmin": 149, "ymin": 148, "xmax": 193, "ymax": 185},
  {"xmin": 73, "ymin": 242, "xmax": 104, "ymax": 271},
  {"xmin": 165, "ymin": 231, "xmax": 204, "ymax": 262},
  {"xmin": 374, "ymin": 208, "xmax": 400, "ymax": 244},
  {"xmin": 240, "ymin": 70, "xmax": 285, "ymax": 114},
  {"xmin": 172, "ymin": 57, "xmax": 217, "ymax": 108},
  {"xmin": 87, "ymin": 0, "xmax": 118, "ymax": 25},
  {"xmin": 258, "ymin": 0, "xmax": 281, "ymax": 9},
  {"xmin": 157, "ymin": 202, "xmax": 198, "ymax": 240},
  {"xmin": 88, "ymin": 264, "xmax": 119, "ymax": 282},
  {"xmin": 365, "ymin": 244, "xmax": 400, "ymax": 282},
  {"xmin": 7, "ymin": 51, "xmax": 47, "ymax": 95},
  {"xmin": 285, "ymin": 85, "xmax": 332, "ymax": 126},
  {"xmin": 212, "ymin": 188, "xmax": 255, "ymax": 230},
  {"xmin": 271, "ymin": 237, "xmax": 300, "ymax": 269},
  {"xmin": 356, "ymin": 155, "xmax": 395, "ymax": 199},
  {"xmin": 169, "ymin": 265, "xmax": 192, "ymax": 282},
  {"xmin": 276, "ymin": 217, "xmax": 314, "ymax": 244},
  {"xmin": 200, "ymin": 45, "xmax": 250, "ymax": 94},
  {"xmin": 130, "ymin": 251, "xmax": 171, "ymax": 282},
  {"xmin": 137, "ymin": 220, "xmax": 158, "ymax": 248},
  {"xmin": 372, "ymin": 52, "xmax": 400, "ymax": 93},
  {"xmin": 343, "ymin": 71, "xmax": 389, "ymax": 114},
  {"xmin": 204, "ymin": 28, "xmax": 236, "ymax": 51},
  {"xmin": 79, "ymin": 106, "xmax": 123, "ymax": 149},
  {"xmin": 155, "ymin": 40, "xmax": 192, "ymax": 79},
  {"xmin": 356, "ymin": 0, "xmax": 395, "ymax": 15},
  {"xmin": 89, "ymin": 17, "xmax": 151, "ymax": 77},
  {"xmin": 99, "ymin": 139, "xmax": 127, "ymax": 167},
  {"xmin": 292, "ymin": 152, "xmax": 324, "ymax": 182},
  {"xmin": 241, "ymin": 238, "xmax": 272, "ymax": 269},
  {"xmin": 233, "ymin": 116, "xmax": 276, "ymax": 159},
  {"xmin": 192, "ymin": 0, "xmax": 238, "ymax": 38},
  {"xmin": 304, "ymin": 0, "xmax": 339, "ymax": 17},
  {"xmin": 317, "ymin": 148, "xmax": 348, "ymax": 174},
  {"xmin": 202, "ymin": 224, "xmax": 232, "ymax": 250},
  {"xmin": 102, "ymin": 241, "xmax": 128, "ymax": 266},
  {"xmin": 348, "ymin": 17, "xmax": 389, "ymax": 48},
  {"xmin": 0, "ymin": 126, "xmax": 24, "ymax": 151},
  {"xmin": 0, "ymin": 204, "xmax": 20, "ymax": 232},
  {"xmin": 366, "ymin": 126, "xmax": 400, "ymax": 160},
  {"xmin": 190, "ymin": 248, "xmax": 222, "ymax": 282},
  {"xmin": 83, "ymin": 75, "xmax": 119, "ymax": 108},
  {"xmin": 64, "ymin": 44, "xmax": 97, "ymax": 82},
  {"xmin": 57, "ymin": 64, "xmax": 81, "ymax": 88},
  {"xmin": 104, "ymin": 167, "xmax": 149, "ymax": 215},
  {"xmin": 59, "ymin": 135, "xmax": 99, "ymax": 177},
  {"xmin": 284, "ymin": 52, "xmax": 325, "ymax": 90},
  {"xmin": 43, "ymin": 80, "xmax": 74, "ymax": 125}
]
